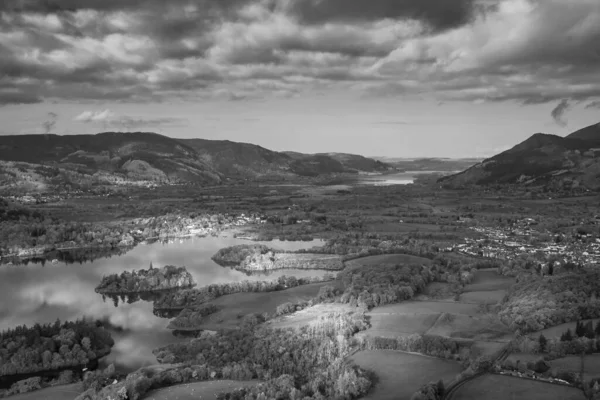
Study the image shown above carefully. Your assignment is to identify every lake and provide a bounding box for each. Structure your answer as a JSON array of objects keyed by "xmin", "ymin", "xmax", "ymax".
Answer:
[
  {"xmin": 358, "ymin": 171, "xmax": 453, "ymax": 186},
  {"xmin": 0, "ymin": 236, "xmax": 325, "ymax": 373}
]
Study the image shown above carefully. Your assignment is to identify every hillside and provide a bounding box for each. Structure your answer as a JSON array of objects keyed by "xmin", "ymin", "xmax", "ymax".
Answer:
[
  {"xmin": 0, "ymin": 132, "xmax": 393, "ymax": 192},
  {"xmin": 0, "ymin": 132, "xmax": 221, "ymax": 188},
  {"xmin": 440, "ymin": 122, "xmax": 600, "ymax": 190},
  {"xmin": 372, "ymin": 157, "xmax": 481, "ymax": 172}
]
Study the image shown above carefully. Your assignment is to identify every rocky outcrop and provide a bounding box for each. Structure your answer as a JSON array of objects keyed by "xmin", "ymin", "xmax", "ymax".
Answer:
[{"xmin": 95, "ymin": 265, "xmax": 195, "ymax": 294}]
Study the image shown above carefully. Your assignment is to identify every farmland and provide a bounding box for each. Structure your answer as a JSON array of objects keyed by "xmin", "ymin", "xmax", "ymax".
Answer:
[
  {"xmin": 4, "ymin": 384, "xmax": 83, "ymax": 400},
  {"xmin": 171, "ymin": 281, "xmax": 343, "ymax": 331},
  {"xmin": 531, "ymin": 318, "xmax": 600, "ymax": 340},
  {"xmin": 344, "ymin": 254, "xmax": 432, "ymax": 269},
  {"xmin": 144, "ymin": 380, "xmax": 257, "ymax": 400},
  {"xmin": 450, "ymin": 373, "xmax": 586, "ymax": 400},
  {"xmin": 350, "ymin": 350, "xmax": 462, "ymax": 400},
  {"xmin": 267, "ymin": 303, "xmax": 356, "ymax": 330},
  {"xmin": 549, "ymin": 354, "xmax": 600, "ymax": 380}
]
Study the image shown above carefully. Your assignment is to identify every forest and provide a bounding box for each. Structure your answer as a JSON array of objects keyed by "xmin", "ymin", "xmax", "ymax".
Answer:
[
  {"xmin": 0, "ymin": 319, "xmax": 114, "ymax": 377},
  {"xmin": 95, "ymin": 264, "xmax": 195, "ymax": 294},
  {"xmin": 499, "ymin": 270, "xmax": 600, "ymax": 333}
]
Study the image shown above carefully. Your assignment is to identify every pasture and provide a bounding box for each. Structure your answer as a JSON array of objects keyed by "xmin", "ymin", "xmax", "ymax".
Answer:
[
  {"xmin": 5, "ymin": 383, "xmax": 83, "ymax": 400},
  {"xmin": 550, "ymin": 354, "xmax": 600, "ymax": 380},
  {"xmin": 363, "ymin": 222, "xmax": 443, "ymax": 233},
  {"xmin": 451, "ymin": 373, "xmax": 585, "ymax": 400},
  {"xmin": 268, "ymin": 303, "xmax": 357, "ymax": 330},
  {"xmin": 371, "ymin": 301, "xmax": 480, "ymax": 316},
  {"xmin": 360, "ymin": 313, "xmax": 441, "ymax": 338},
  {"xmin": 532, "ymin": 319, "xmax": 600, "ymax": 340},
  {"xmin": 462, "ymin": 269, "xmax": 514, "ymax": 292},
  {"xmin": 344, "ymin": 254, "xmax": 432, "ymax": 269},
  {"xmin": 426, "ymin": 314, "xmax": 512, "ymax": 341},
  {"xmin": 182, "ymin": 281, "xmax": 343, "ymax": 330},
  {"xmin": 350, "ymin": 350, "xmax": 462, "ymax": 400},
  {"xmin": 144, "ymin": 380, "xmax": 257, "ymax": 400}
]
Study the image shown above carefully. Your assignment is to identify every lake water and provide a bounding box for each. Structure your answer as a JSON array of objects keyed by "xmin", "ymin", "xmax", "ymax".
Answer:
[
  {"xmin": 358, "ymin": 171, "xmax": 450, "ymax": 186},
  {"xmin": 0, "ymin": 237, "xmax": 325, "ymax": 372}
]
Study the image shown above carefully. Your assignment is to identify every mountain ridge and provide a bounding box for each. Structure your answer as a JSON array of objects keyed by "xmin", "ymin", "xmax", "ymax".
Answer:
[{"xmin": 440, "ymin": 122, "xmax": 600, "ymax": 190}]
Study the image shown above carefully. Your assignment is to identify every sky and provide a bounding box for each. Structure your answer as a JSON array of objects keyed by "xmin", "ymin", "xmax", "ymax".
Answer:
[{"xmin": 0, "ymin": 0, "xmax": 599, "ymax": 158}]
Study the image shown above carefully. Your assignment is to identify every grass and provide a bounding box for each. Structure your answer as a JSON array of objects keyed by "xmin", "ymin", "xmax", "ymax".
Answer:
[
  {"xmin": 363, "ymin": 222, "xmax": 443, "ymax": 233},
  {"xmin": 426, "ymin": 314, "xmax": 512, "ymax": 341},
  {"xmin": 345, "ymin": 254, "xmax": 432, "ymax": 269},
  {"xmin": 532, "ymin": 319, "xmax": 600, "ymax": 340},
  {"xmin": 359, "ymin": 313, "xmax": 441, "ymax": 339},
  {"xmin": 459, "ymin": 290, "xmax": 507, "ymax": 304},
  {"xmin": 418, "ymin": 282, "xmax": 456, "ymax": 301},
  {"xmin": 451, "ymin": 373, "xmax": 586, "ymax": 400},
  {"xmin": 268, "ymin": 303, "xmax": 357, "ymax": 330},
  {"xmin": 5, "ymin": 383, "xmax": 83, "ymax": 400},
  {"xmin": 462, "ymin": 269, "xmax": 514, "ymax": 292},
  {"xmin": 181, "ymin": 281, "xmax": 343, "ymax": 331},
  {"xmin": 549, "ymin": 354, "xmax": 600, "ymax": 380},
  {"xmin": 350, "ymin": 350, "xmax": 462, "ymax": 400},
  {"xmin": 370, "ymin": 301, "xmax": 481, "ymax": 316},
  {"xmin": 144, "ymin": 380, "xmax": 257, "ymax": 400}
]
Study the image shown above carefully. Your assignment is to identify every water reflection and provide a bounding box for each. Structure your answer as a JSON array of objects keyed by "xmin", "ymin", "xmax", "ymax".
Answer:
[{"xmin": 0, "ymin": 237, "xmax": 325, "ymax": 373}]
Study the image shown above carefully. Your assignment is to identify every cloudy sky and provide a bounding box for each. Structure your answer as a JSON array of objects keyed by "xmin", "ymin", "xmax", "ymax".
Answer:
[{"xmin": 0, "ymin": 0, "xmax": 599, "ymax": 157}]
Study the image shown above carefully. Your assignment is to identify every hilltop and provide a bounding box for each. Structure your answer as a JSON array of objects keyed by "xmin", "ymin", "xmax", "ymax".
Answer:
[
  {"xmin": 440, "ymin": 122, "xmax": 600, "ymax": 191},
  {"xmin": 0, "ymin": 132, "xmax": 392, "ymax": 193}
]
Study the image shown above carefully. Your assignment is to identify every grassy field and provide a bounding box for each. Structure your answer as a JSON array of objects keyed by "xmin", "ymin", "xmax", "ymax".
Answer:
[
  {"xmin": 5, "ymin": 383, "xmax": 83, "ymax": 400},
  {"xmin": 345, "ymin": 254, "xmax": 432, "ymax": 269},
  {"xmin": 462, "ymin": 270, "xmax": 514, "ymax": 292},
  {"xmin": 459, "ymin": 290, "xmax": 506, "ymax": 304},
  {"xmin": 350, "ymin": 350, "xmax": 462, "ymax": 400},
  {"xmin": 532, "ymin": 319, "xmax": 600, "ymax": 340},
  {"xmin": 426, "ymin": 313, "xmax": 512, "ymax": 341},
  {"xmin": 144, "ymin": 380, "xmax": 257, "ymax": 400},
  {"xmin": 549, "ymin": 354, "xmax": 600, "ymax": 380},
  {"xmin": 371, "ymin": 301, "xmax": 480, "ymax": 316},
  {"xmin": 182, "ymin": 281, "xmax": 343, "ymax": 331},
  {"xmin": 360, "ymin": 313, "xmax": 441, "ymax": 338},
  {"xmin": 363, "ymin": 222, "xmax": 443, "ymax": 233},
  {"xmin": 268, "ymin": 303, "xmax": 357, "ymax": 330},
  {"xmin": 418, "ymin": 282, "xmax": 456, "ymax": 301},
  {"xmin": 451, "ymin": 373, "xmax": 586, "ymax": 400}
]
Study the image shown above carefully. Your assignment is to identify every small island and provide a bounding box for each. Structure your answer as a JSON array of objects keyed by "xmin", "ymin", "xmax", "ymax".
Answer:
[
  {"xmin": 211, "ymin": 244, "xmax": 343, "ymax": 272},
  {"xmin": 95, "ymin": 264, "xmax": 195, "ymax": 294}
]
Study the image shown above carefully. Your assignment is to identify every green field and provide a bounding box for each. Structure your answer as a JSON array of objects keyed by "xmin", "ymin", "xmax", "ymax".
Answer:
[
  {"xmin": 268, "ymin": 303, "xmax": 357, "ymax": 330},
  {"xmin": 144, "ymin": 380, "xmax": 257, "ymax": 400},
  {"xmin": 451, "ymin": 373, "xmax": 585, "ymax": 400},
  {"xmin": 462, "ymin": 269, "xmax": 514, "ymax": 292},
  {"xmin": 550, "ymin": 354, "xmax": 600, "ymax": 380},
  {"xmin": 459, "ymin": 290, "xmax": 506, "ymax": 304},
  {"xmin": 363, "ymin": 222, "xmax": 443, "ymax": 233},
  {"xmin": 181, "ymin": 281, "xmax": 343, "ymax": 330},
  {"xmin": 5, "ymin": 383, "xmax": 83, "ymax": 400},
  {"xmin": 426, "ymin": 314, "xmax": 512, "ymax": 341},
  {"xmin": 360, "ymin": 313, "xmax": 441, "ymax": 338},
  {"xmin": 371, "ymin": 301, "xmax": 480, "ymax": 316},
  {"xmin": 350, "ymin": 350, "xmax": 462, "ymax": 400},
  {"xmin": 345, "ymin": 254, "xmax": 432, "ymax": 269},
  {"xmin": 532, "ymin": 319, "xmax": 600, "ymax": 340}
]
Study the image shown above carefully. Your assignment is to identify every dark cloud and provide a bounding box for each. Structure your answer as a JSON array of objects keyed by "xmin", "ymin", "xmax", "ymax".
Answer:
[
  {"xmin": 585, "ymin": 100, "xmax": 600, "ymax": 109},
  {"xmin": 0, "ymin": 91, "xmax": 43, "ymax": 105},
  {"xmin": 74, "ymin": 109, "xmax": 188, "ymax": 130},
  {"xmin": 0, "ymin": 0, "xmax": 251, "ymax": 13},
  {"xmin": 287, "ymin": 0, "xmax": 477, "ymax": 31},
  {"xmin": 551, "ymin": 99, "xmax": 571, "ymax": 127}
]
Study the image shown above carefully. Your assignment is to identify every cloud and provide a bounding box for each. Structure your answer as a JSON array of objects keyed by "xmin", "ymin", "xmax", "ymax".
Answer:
[
  {"xmin": 0, "ymin": 0, "xmax": 599, "ymax": 105},
  {"xmin": 43, "ymin": 111, "xmax": 58, "ymax": 133},
  {"xmin": 550, "ymin": 99, "xmax": 572, "ymax": 127},
  {"xmin": 585, "ymin": 100, "xmax": 600, "ymax": 109},
  {"xmin": 74, "ymin": 109, "xmax": 187, "ymax": 130}
]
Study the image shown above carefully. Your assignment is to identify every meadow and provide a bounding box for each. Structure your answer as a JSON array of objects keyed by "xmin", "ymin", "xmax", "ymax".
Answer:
[
  {"xmin": 450, "ymin": 373, "xmax": 586, "ymax": 400},
  {"xmin": 344, "ymin": 253, "xmax": 432, "ymax": 269},
  {"xmin": 532, "ymin": 318, "xmax": 600, "ymax": 340},
  {"xmin": 549, "ymin": 354, "xmax": 600, "ymax": 380},
  {"xmin": 144, "ymin": 380, "xmax": 257, "ymax": 400},
  {"xmin": 4, "ymin": 383, "xmax": 83, "ymax": 400},
  {"xmin": 350, "ymin": 350, "xmax": 462, "ymax": 400}
]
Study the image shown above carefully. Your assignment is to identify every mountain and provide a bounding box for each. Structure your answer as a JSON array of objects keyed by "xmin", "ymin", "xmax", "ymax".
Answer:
[
  {"xmin": 179, "ymin": 139, "xmax": 293, "ymax": 179},
  {"xmin": 440, "ymin": 122, "xmax": 600, "ymax": 190},
  {"xmin": 371, "ymin": 157, "xmax": 481, "ymax": 172},
  {"xmin": 0, "ymin": 132, "xmax": 221, "ymax": 188},
  {"xmin": 0, "ymin": 132, "xmax": 393, "ymax": 192}
]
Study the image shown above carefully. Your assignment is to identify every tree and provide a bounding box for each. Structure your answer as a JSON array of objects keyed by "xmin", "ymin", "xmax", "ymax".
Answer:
[
  {"xmin": 576, "ymin": 321, "xmax": 586, "ymax": 337},
  {"xmin": 539, "ymin": 334, "xmax": 548, "ymax": 352}
]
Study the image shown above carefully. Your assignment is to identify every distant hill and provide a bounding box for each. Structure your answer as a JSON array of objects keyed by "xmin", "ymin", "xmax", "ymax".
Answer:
[
  {"xmin": 0, "ymin": 132, "xmax": 393, "ymax": 192},
  {"xmin": 440, "ymin": 122, "xmax": 600, "ymax": 190},
  {"xmin": 372, "ymin": 157, "xmax": 481, "ymax": 172},
  {"xmin": 0, "ymin": 132, "xmax": 221, "ymax": 186}
]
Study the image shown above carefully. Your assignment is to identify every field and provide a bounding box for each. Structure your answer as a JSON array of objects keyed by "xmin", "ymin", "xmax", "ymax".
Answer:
[
  {"xmin": 451, "ymin": 373, "xmax": 586, "ymax": 400},
  {"xmin": 363, "ymin": 222, "xmax": 443, "ymax": 233},
  {"xmin": 144, "ymin": 380, "xmax": 257, "ymax": 400},
  {"xmin": 532, "ymin": 318, "xmax": 600, "ymax": 340},
  {"xmin": 350, "ymin": 350, "xmax": 462, "ymax": 400},
  {"xmin": 268, "ymin": 303, "xmax": 357, "ymax": 330},
  {"xmin": 5, "ymin": 383, "xmax": 83, "ymax": 400},
  {"xmin": 549, "ymin": 354, "xmax": 600, "ymax": 380},
  {"xmin": 180, "ymin": 281, "xmax": 343, "ymax": 330},
  {"xmin": 459, "ymin": 269, "xmax": 514, "ymax": 305},
  {"xmin": 345, "ymin": 254, "xmax": 432, "ymax": 269},
  {"xmin": 426, "ymin": 313, "xmax": 512, "ymax": 341}
]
